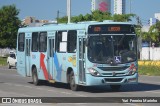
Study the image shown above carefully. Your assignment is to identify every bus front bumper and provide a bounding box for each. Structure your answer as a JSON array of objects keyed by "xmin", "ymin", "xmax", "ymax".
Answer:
[{"xmin": 85, "ymin": 73, "xmax": 138, "ymax": 86}]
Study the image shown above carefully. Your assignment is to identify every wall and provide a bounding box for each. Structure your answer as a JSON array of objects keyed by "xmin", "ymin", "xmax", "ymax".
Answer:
[{"xmin": 140, "ymin": 47, "xmax": 160, "ymax": 60}]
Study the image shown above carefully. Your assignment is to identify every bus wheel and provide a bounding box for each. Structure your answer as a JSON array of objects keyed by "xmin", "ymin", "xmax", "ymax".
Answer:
[
  {"xmin": 32, "ymin": 67, "xmax": 40, "ymax": 85},
  {"xmin": 70, "ymin": 71, "xmax": 79, "ymax": 91},
  {"xmin": 110, "ymin": 85, "xmax": 121, "ymax": 91}
]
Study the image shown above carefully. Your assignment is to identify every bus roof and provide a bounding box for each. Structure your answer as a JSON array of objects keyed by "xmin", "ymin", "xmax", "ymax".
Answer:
[{"xmin": 18, "ymin": 21, "xmax": 133, "ymax": 33}]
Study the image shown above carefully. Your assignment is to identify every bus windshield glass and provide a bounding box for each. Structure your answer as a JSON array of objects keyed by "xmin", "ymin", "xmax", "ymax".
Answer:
[{"xmin": 88, "ymin": 35, "xmax": 137, "ymax": 64}]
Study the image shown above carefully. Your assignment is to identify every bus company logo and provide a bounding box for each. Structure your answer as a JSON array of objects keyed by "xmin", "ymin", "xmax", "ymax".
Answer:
[
  {"xmin": 2, "ymin": 98, "xmax": 11, "ymax": 103},
  {"xmin": 112, "ymin": 72, "xmax": 116, "ymax": 76}
]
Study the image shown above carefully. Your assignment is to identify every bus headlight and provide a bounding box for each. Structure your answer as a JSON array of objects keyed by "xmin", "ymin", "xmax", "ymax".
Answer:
[
  {"xmin": 88, "ymin": 68, "xmax": 100, "ymax": 76},
  {"xmin": 128, "ymin": 64, "xmax": 137, "ymax": 75}
]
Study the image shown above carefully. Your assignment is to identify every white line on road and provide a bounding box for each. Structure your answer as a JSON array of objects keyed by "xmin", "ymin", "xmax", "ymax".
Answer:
[
  {"xmin": 145, "ymin": 91, "xmax": 160, "ymax": 94},
  {"xmin": 139, "ymin": 80, "xmax": 160, "ymax": 84},
  {"xmin": 74, "ymin": 94, "xmax": 87, "ymax": 97},
  {"xmin": 23, "ymin": 85, "xmax": 33, "ymax": 88},
  {"xmin": 61, "ymin": 92, "xmax": 72, "ymax": 95},
  {"xmin": 124, "ymin": 103, "xmax": 140, "ymax": 106},
  {"xmin": 0, "ymin": 90, "xmax": 31, "ymax": 97},
  {"xmin": 0, "ymin": 73, "xmax": 21, "ymax": 77}
]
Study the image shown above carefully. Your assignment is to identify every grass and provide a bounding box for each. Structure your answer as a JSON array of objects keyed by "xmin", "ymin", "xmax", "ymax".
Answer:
[
  {"xmin": 138, "ymin": 61, "xmax": 160, "ymax": 76},
  {"xmin": 0, "ymin": 57, "xmax": 7, "ymax": 66}
]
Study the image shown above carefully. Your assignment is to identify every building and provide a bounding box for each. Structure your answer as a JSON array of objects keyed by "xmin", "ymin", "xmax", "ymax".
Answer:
[
  {"xmin": 114, "ymin": 0, "xmax": 126, "ymax": 14},
  {"xmin": 155, "ymin": 13, "xmax": 160, "ymax": 21},
  {"xmin": 91, "ymin": 0, "xmax": 111, "ymax": 13},
  {"xmin": 149, "ymin": 18, "xmax": 157, "ymax": 26},
  {"xmin": 22, "ymin": 16, "xmax": 36, "ymax": 25},
  {"xmin": 22, "ymin": 16, "xmax": 50, "ymax": 26}
]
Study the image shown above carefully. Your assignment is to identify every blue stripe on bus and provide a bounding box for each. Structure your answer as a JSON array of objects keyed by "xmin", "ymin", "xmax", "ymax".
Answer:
[{"xmin": 54, "ymin": 53, "xmax": 62, "ymax": 81}]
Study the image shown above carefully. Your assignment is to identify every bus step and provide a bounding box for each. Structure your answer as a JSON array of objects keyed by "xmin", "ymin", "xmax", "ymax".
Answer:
[{"xmin": 48, "ymin": 80, "xmax": 55, "ymax": 83}]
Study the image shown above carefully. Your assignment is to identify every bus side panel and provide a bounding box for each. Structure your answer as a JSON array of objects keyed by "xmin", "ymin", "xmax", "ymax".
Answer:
[
  {"xmin": 30, "ymin": 52, "xmax": 46, "ymax": 80},
  {"xmin": 54, "ymin": 53, "xmax": 77, "ymax": 83},
  {"xmin": 17, "ymin": 33, "xmax": 26, "ymax": 77},
  {"xmin": 17, "ymin": 51, "xmax": 26, "ymax": 77}
]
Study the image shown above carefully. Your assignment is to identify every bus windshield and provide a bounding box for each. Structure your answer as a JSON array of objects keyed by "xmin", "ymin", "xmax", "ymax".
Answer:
[{"xmin": 88, "ymin": 35, "xmax": 137, "ymax": 64}]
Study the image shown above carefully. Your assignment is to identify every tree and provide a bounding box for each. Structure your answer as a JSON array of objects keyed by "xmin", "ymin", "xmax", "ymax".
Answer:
[
  {"xmin": 0, "ymin": 5, "xmax": 21, "ymax": 48},
  {"xmin": 113, "ymin": 14, "xmax": 135, "ymax": 22},
  {"xmin": 57, "ymin": 10, "xmax": 135, "ymax": 23},
  {"xmin": 148, "ymin": 21, "xmax": 160, "ymax": 42}
]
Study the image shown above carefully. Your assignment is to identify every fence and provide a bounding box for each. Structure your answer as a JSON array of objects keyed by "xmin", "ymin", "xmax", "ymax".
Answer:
[{"xmin": 140, "ymin": 47, "xmax": 160, "ymax": 60}]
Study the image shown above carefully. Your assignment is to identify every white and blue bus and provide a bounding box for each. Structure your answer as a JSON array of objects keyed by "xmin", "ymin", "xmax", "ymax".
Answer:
[{"xmin": 17, "ymin": 21, "xmax": 138, "ymax": 91}]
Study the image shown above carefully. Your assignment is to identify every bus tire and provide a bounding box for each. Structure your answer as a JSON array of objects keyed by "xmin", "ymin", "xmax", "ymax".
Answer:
[
  {"xmin": 69, "ymin": 71, "xmax": 79, "ymax": 91},
  {"xmin": 110, "ymin": 85, "xmax": 121, "ymax": 91},
  {"xmin": 32, "ymin": 67, "xmax": 40, "ymax": 85}
]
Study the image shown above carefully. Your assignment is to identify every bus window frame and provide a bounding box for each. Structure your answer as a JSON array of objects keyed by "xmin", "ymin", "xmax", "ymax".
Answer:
[
  {"xmin": 39, "ymin": 32, "xmax": 47, "ymax": 52},
  {"xmin": 31, "ymin": 32, "xmax": 39, "ymax": 52},
  {"xmin": 67, "ymin": 30, "xmax": 77, "ymax": 53},
  {"xmin": 56, "ymin": 30, "xmax": 67, "ymax": 53},
  {"xmin": 18, "ymin": 33, "xmax": 25, "ymax": 52}
]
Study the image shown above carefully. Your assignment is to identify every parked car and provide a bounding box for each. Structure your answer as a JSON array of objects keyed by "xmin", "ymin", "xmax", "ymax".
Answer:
[{"xmin": 7, "ymin": 51, "xmax": 17, "ymax": 69}]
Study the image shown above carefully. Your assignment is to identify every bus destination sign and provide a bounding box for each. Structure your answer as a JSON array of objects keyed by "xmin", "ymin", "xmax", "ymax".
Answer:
[{"xmin": 88, "ymin": 24, "xmax": 135, "ymax": 34}]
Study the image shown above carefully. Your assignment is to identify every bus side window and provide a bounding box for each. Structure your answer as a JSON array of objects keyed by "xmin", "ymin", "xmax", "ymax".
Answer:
[
  {"xmin": 18, "ymin": 33, "xmax": 25, "ymax": 52},
  {"xmin": 56, "ymin": 31, "xmax": 67, "ymax": 52},
  {"xmin": 32, "ymin": 32, "xmax": 39, "ymax": 52},
  {"xmin": 39, "ymin": 32, "xmax": 47, "ymax": 52},
  {"xmin": 67, "ymin": 30, "xmax": 77, "ymax": 53}
]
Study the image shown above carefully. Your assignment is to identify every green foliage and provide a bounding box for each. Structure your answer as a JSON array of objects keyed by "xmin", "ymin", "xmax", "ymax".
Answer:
[
  {"xmin": 139, "ymin": 61, "xmax": 160, "ymax": 76},
  {"xmin": 139, "ymin": 21, "xmax": 160, "ymax": 45},
  {"xmin": 0, "ymin": 5, "xmax": 21, "ymax": 48},
  {"xmin": 0, "ymin": 57, "xmax": 7, "ymax": 66},
  {"xmin": 148, "ymin": 22, "xmax": 160, "ymax": 42},
  {"xmin": 113, "ymin": 14, "xmax": 135, "ymax": 22},
  {"xmin": 58, "ymin": 10, "xmax": 135, "ymax": 23}
]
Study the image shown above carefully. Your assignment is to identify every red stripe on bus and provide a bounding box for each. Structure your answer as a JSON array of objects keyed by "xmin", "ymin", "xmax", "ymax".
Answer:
[{"xmin": 40, "ymin": 53, "xmax": 52, "ymax": 80}]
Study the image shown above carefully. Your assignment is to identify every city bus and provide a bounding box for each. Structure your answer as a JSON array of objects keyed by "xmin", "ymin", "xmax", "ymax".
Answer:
[{"xmin": 16, "ymin": 21, "xmax": 138, "ymax": 91}]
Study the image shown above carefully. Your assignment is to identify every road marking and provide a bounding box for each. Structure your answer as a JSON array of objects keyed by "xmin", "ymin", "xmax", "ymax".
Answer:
[
  {"xmin": 5, "ymin": 83, "xmax": 13, "ymax": 86},
  {"xmin": 0, "ymin": 73, "xmax": 21, "ymax": 77},
  {"xmin": 125, "ymin": 103, "xmax": 141, "ymax": 106},
  {"xmin": 74, "ymin": 94, "xmax": 87, "ymax": 97},
  {"xmin": 23, "ymin": 85, "xmax": 33, "ymax": 88},
  {"xmin": 14, "ymin": 84, "xmax": 23, "ymax": 87},
  {"xmin": 0, "ymin": 90, "xmax": 31, "ymax": 96},
  {"xmin": 36, "ymin": 88, "xmax": 44, "ymax": 90},
  {"xmin": 61, "ymin": 92, "xmax": 72, "ymax": 95},
  {"xmin": 139, "ymin": 80, "xmax": 160, "ymax": 85},
  {"xmin": 145, "ymin": 91, "xmax": 160, "ymax": 94}
]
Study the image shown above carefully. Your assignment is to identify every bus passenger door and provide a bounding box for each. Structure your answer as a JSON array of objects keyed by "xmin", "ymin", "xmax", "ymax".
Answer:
[
  {"xmin": 47, "ymin": 37, "xmax": 55, "ymax": 80},
  {"xmin": 78, "ymin": 38, "xmax": 86, "ymax": 83},
  {"xmin": 25, "ymin": 38, "xmax": 31, "ymax": 76}
]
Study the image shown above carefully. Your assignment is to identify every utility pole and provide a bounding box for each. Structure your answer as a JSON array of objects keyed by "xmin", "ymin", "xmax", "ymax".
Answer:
[
  {"xmin": 57, "ymin": 10, "xmax": 59, "ymax": 23},
  {"xmin": 67, "ymin": 0, "xmax": 71, "ymax": 23}
]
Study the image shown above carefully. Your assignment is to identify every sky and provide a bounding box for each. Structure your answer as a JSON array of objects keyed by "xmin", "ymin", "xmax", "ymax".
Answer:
[{"xmin": 0, "ymin": 0, "xmax": 160, "ymax": 25}]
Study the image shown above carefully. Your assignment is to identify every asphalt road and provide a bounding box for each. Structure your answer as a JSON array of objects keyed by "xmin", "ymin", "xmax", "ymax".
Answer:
[{"xmin": 0, "ymin": 66, "xmax": 160, "ymax": 106}]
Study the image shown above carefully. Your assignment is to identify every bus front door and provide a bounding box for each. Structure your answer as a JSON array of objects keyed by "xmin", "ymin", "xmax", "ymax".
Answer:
[
  {"xmin": 47, "ymin": 37, "xmax": 55, "ymax": 80},
  {"xmin": 25, "ymin": 37, "xmax": 31, "ymax": 77},
  {"xmin": 78, "ymin": 38, "xmax": 86, "ymax": 84}
]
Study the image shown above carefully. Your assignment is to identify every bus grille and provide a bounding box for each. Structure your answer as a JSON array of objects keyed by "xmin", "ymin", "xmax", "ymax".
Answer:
[
  {"xmin": 98, "ymin": 66, "xmax": 129, "ymax": 71},
  {"xmin": 105, "ymin": 78, "xmax": 123, "ymax": 82}
]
